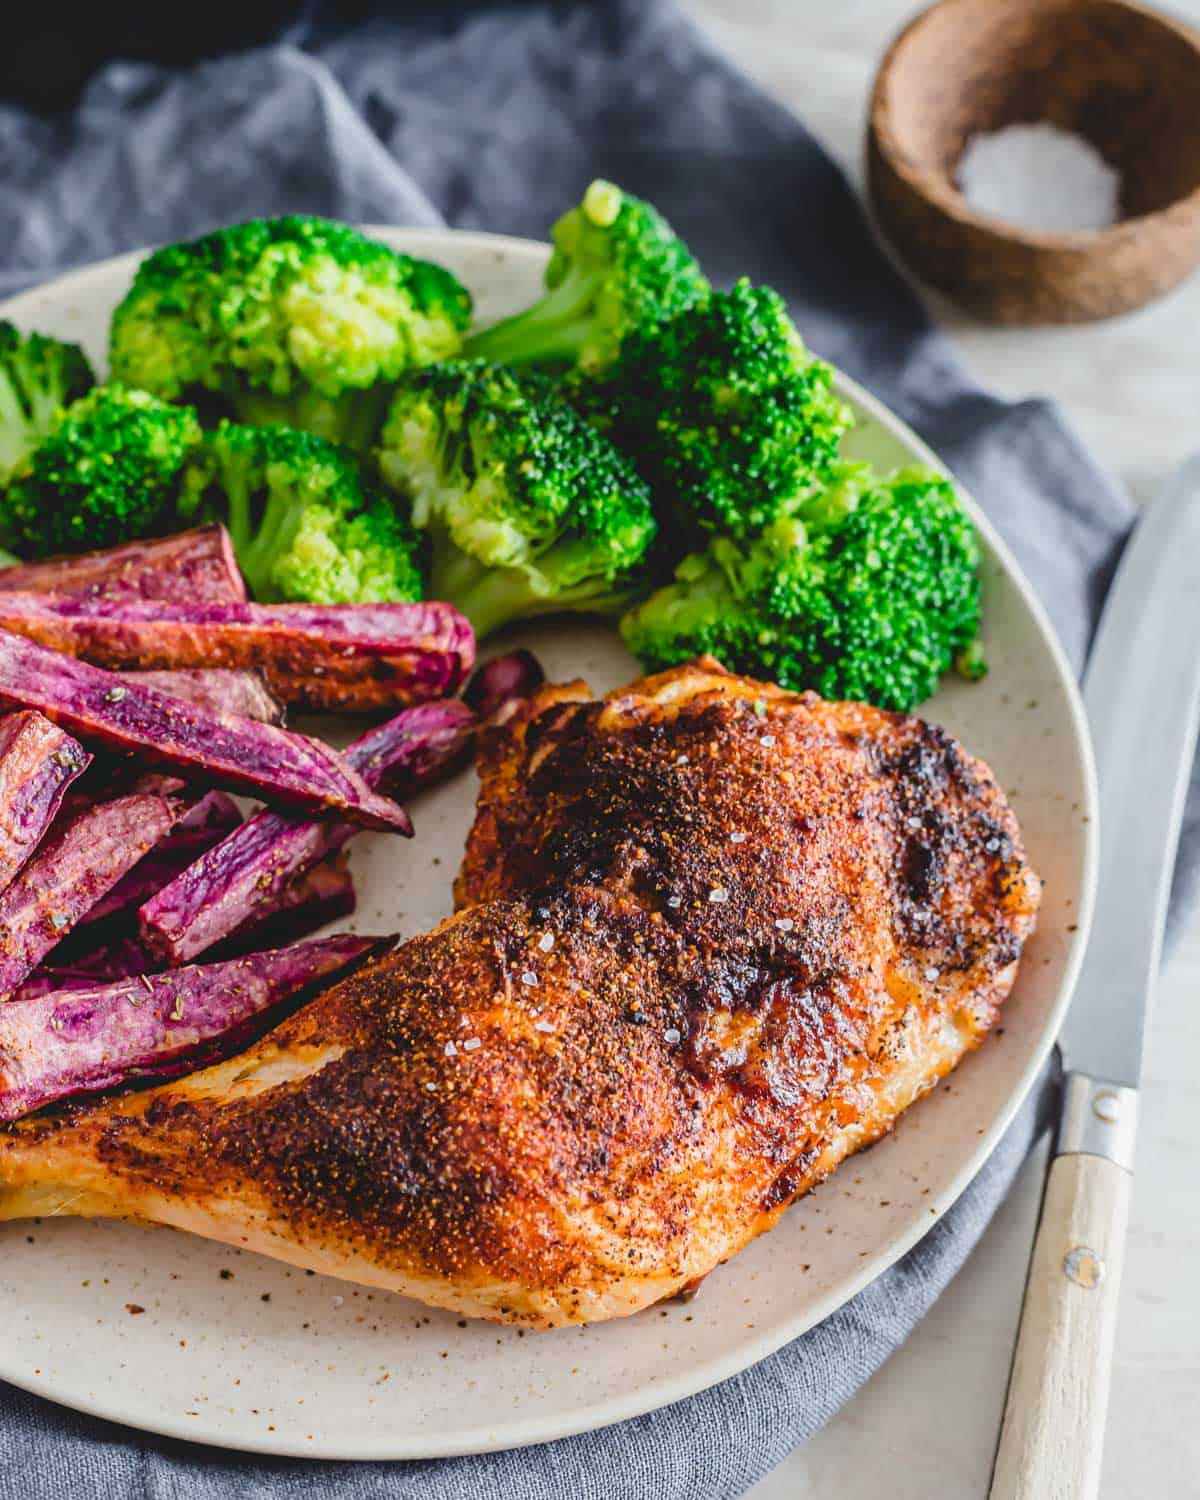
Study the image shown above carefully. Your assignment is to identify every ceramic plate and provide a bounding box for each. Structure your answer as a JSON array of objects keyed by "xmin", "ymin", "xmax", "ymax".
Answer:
[{"xmin": 0, "ymin": 230, "xmax": 1097, "ymax": 1459}]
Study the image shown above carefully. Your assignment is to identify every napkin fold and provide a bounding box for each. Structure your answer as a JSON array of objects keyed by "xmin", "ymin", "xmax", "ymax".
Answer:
[{"xmin": 0, "ymin": 3, "xmax": 1153, "ymax": 1496}]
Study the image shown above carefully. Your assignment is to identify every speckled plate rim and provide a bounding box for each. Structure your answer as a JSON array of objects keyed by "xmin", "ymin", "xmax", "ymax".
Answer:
[{"xmin": 0, "ymin": 228, "xmax": 1099, "ymax": 1460}]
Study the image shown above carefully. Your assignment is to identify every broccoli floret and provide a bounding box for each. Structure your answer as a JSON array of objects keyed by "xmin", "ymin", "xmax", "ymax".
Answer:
[
  {"xmin": 178, "ymin": 420, "xmax": 423, "ymax": 605},
  {"xmin": 463, "ymin": 181, "xmax": 709, "ymax": 376},
  {"xmin": 0, "ymin": 322, "xmax": 94, "ymax": 485},
  {"xmin": 378, "ymin": 360, "xmax": 656, "ymax": 637},
  {"xmin": 109, "ymin": 216, "xmax": 473, "ymax": 450},
  {"xmin": 620, "ymin": 465, "xmax": 983, "ymax": 712},
  {"xmin": 582, "ymin": 278, "xmax": 853, "ymax": 547},
  {"xmin": 0, "ymin": 386, "xmax": 201, "ymax": 557}
]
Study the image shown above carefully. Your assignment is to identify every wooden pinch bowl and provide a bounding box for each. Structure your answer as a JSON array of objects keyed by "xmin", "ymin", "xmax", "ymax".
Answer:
[{"xmin": 867, "ymin": 0, "xmax": 1200, "ymax": 323}]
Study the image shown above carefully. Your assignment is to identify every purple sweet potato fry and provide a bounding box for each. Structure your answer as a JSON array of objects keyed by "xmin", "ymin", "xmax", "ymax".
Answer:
[
  {"xmin": 464, "ymin": 649, "xmax": 545, "ymax": 723},
  {"xmin": 78, "ymin": 791, "xmax": 244, "ymax": 927},
  {"xmin": 53, "ymin": 879, "xmax": 362, "ymax": 1086},
  {"xmin": 19, "ymin": 853, "xmax": 355, "ymax": 1002},
  {"xmin": 0, "ymin": 526, "xmax": 246, "ymax": 604},
  {"xmin": 68, "ymin": 766, "xmax": 190, "ymax": 809},
  {"xmin": 0, "ymin": 712, "xmax": 91, "ymax": 894},
  {"xmin": 0, "ymin": 629, "xmax": 410, "ymax": 831},
  {"xmin": 139, "ymin": 700, "xmax": 473, "ymax": 964},
  {"xmin": 0, "ymin": 594, "xmax": 474, "ymax": 714},
  {"xmin": 346, "ymin": 698, "xmax": 477, "ymax": 799},
  {"xmin": 10, "ymin": 934, "xmax": 161, "ymax": 1000},
  {"xmin": 0, "ymin": 933, "xmax": 394, "ymax": 1120},
  {"xmin": 0, "ymin": 793, "xmax": 183, "ymax": 999},
  {"xmin": 215, "ymin": 856, "xmax": 356, "ymax": 956},
  {"xmin": 138, "ymin": 808, "xmax": 355, "ymax": 965},
  {"xmin": 4, "ymin": 975, "xmax": 57, "ymax": 1001},
  {"xmin": 177, "ymin": 790, "xmax": 244, "ymax": 834},
  {"xmin": 124, "ymin": 669, "xmax": 284, "ymax": 725}
]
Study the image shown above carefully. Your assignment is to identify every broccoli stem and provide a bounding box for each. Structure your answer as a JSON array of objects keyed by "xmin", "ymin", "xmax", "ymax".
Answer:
[
  {"xmin": 0, "ymin": 361, "xmax": 76, "ymax": 483},
  {"xmin": 0, "ymin": 372, "xmax": 30, "ymax": 480},
  {"xmin": 233, "ymin": 485, "xmax": 309, "ymax": 602},
  {"xmin": 428, "ymin": 528, "xmax": 642, "ymax": 639},
  {"xmin": 231, "ymin": 384, "xmax": 395, "ymax": 454},
  {"xmin": 203, "ymin": 448, "xmax": 284, "ymax": 600},
  {"xmin": 215, "ymin": 468, "xmax": 254, "ymax": 564},
  {"xmin": 424, "ymin": 531, "xmax": 530, "ymax": 638},
  {"xmin": 462, "ymin": 267, "xmax": 598, "ymax": 368}
]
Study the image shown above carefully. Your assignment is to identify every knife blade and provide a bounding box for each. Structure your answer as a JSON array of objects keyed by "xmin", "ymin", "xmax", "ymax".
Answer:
[
  {"xmin": 991, "ymin": 454, "xmax": 1200, "ymax": 1500},
  {"xmin": 1063, "ymin": 450, "xmax": 1200, "ymax": 1087}
]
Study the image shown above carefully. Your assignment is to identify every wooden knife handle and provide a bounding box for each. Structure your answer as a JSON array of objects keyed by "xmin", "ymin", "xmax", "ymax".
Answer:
[{"xmin": 989, "ymin": 1150, "xmax": 1131, "ymax": 1500}]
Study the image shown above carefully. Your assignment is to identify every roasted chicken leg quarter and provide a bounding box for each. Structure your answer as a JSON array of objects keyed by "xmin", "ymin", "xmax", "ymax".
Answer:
[{"xmin": 0, "ymin": 660, "xmax": 1040, "ymax": 1327}]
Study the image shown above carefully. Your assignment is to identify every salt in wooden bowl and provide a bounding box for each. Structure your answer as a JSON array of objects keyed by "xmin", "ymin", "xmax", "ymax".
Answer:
[{"xmin": 867, "ymin": 0, "xmax": 1200, "ymax": 323}]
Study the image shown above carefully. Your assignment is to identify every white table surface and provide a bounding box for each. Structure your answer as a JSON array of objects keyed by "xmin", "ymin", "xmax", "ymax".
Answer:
[{"xmin": 674, "ymin": 3, "xmax": 1200, "ymax": 1496}]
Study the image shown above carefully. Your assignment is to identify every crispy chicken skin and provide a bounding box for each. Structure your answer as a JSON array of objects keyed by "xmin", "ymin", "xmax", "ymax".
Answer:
[{"xmin": 0, "ymin": 660, "xmax": 1040, "ymax": 1327}]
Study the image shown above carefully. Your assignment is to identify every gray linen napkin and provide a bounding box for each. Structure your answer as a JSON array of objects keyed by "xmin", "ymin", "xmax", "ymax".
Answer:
[{"xmin": 0, "ymin": 2, "xmax": 1156, "ymax": 1495}]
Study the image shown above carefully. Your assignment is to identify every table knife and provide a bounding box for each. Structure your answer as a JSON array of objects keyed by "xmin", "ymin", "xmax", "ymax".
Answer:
[{"xmin": 990, "ymin": 454, "xmax": 1200, "ymax": 1500}]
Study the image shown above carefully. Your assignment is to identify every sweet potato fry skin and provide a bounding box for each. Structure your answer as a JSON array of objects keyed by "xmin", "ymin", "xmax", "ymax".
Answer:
[
  {"xmin": 140, "ymin": 702, "xmax": 473, "ymax": 964},
  {"xmin": 79, "ymin": 791, "xmax": 243, "ymax": 927},
  {"xmin": 125, "ymin": 669, "xmax": 283, "ymax": 724},
  {"xmin": 0, "ymin": 629, "xmax": 410, "ymax": 832},
  {"xmin": 0, "ymin": 527, "xmax": 246, "ymax": 604},
  {"xmin": 463, "ymin": 650, "xmax": 545, "ymax": 723},
  {"xmin": 339, "ymin": 699, "xmax": 477, "ymax": 799},
  {"xmin": 0, "ymin": 595, "xmax": 473, "ymax": 714},
  {"xmin": 13, "ymin": 855, "xmax": 355, "ymax": 1000},
  {"xmin": 0, "ymin": 792, "xmax": 182, "ymax": 999},
  {"xmin": 139, "ymin": 806, "xmax": 355, "ymax": 966},
  {"xmin": 0, "ymin": 712, "xmax": 91, "ymax": 894},
  {"xmin": 11, "ymin": 935, "xmax": 160, "ymax": 998},
  {"xmin": 0, "ymin": 934, "xmax": 394, "ymax": 1121}
]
